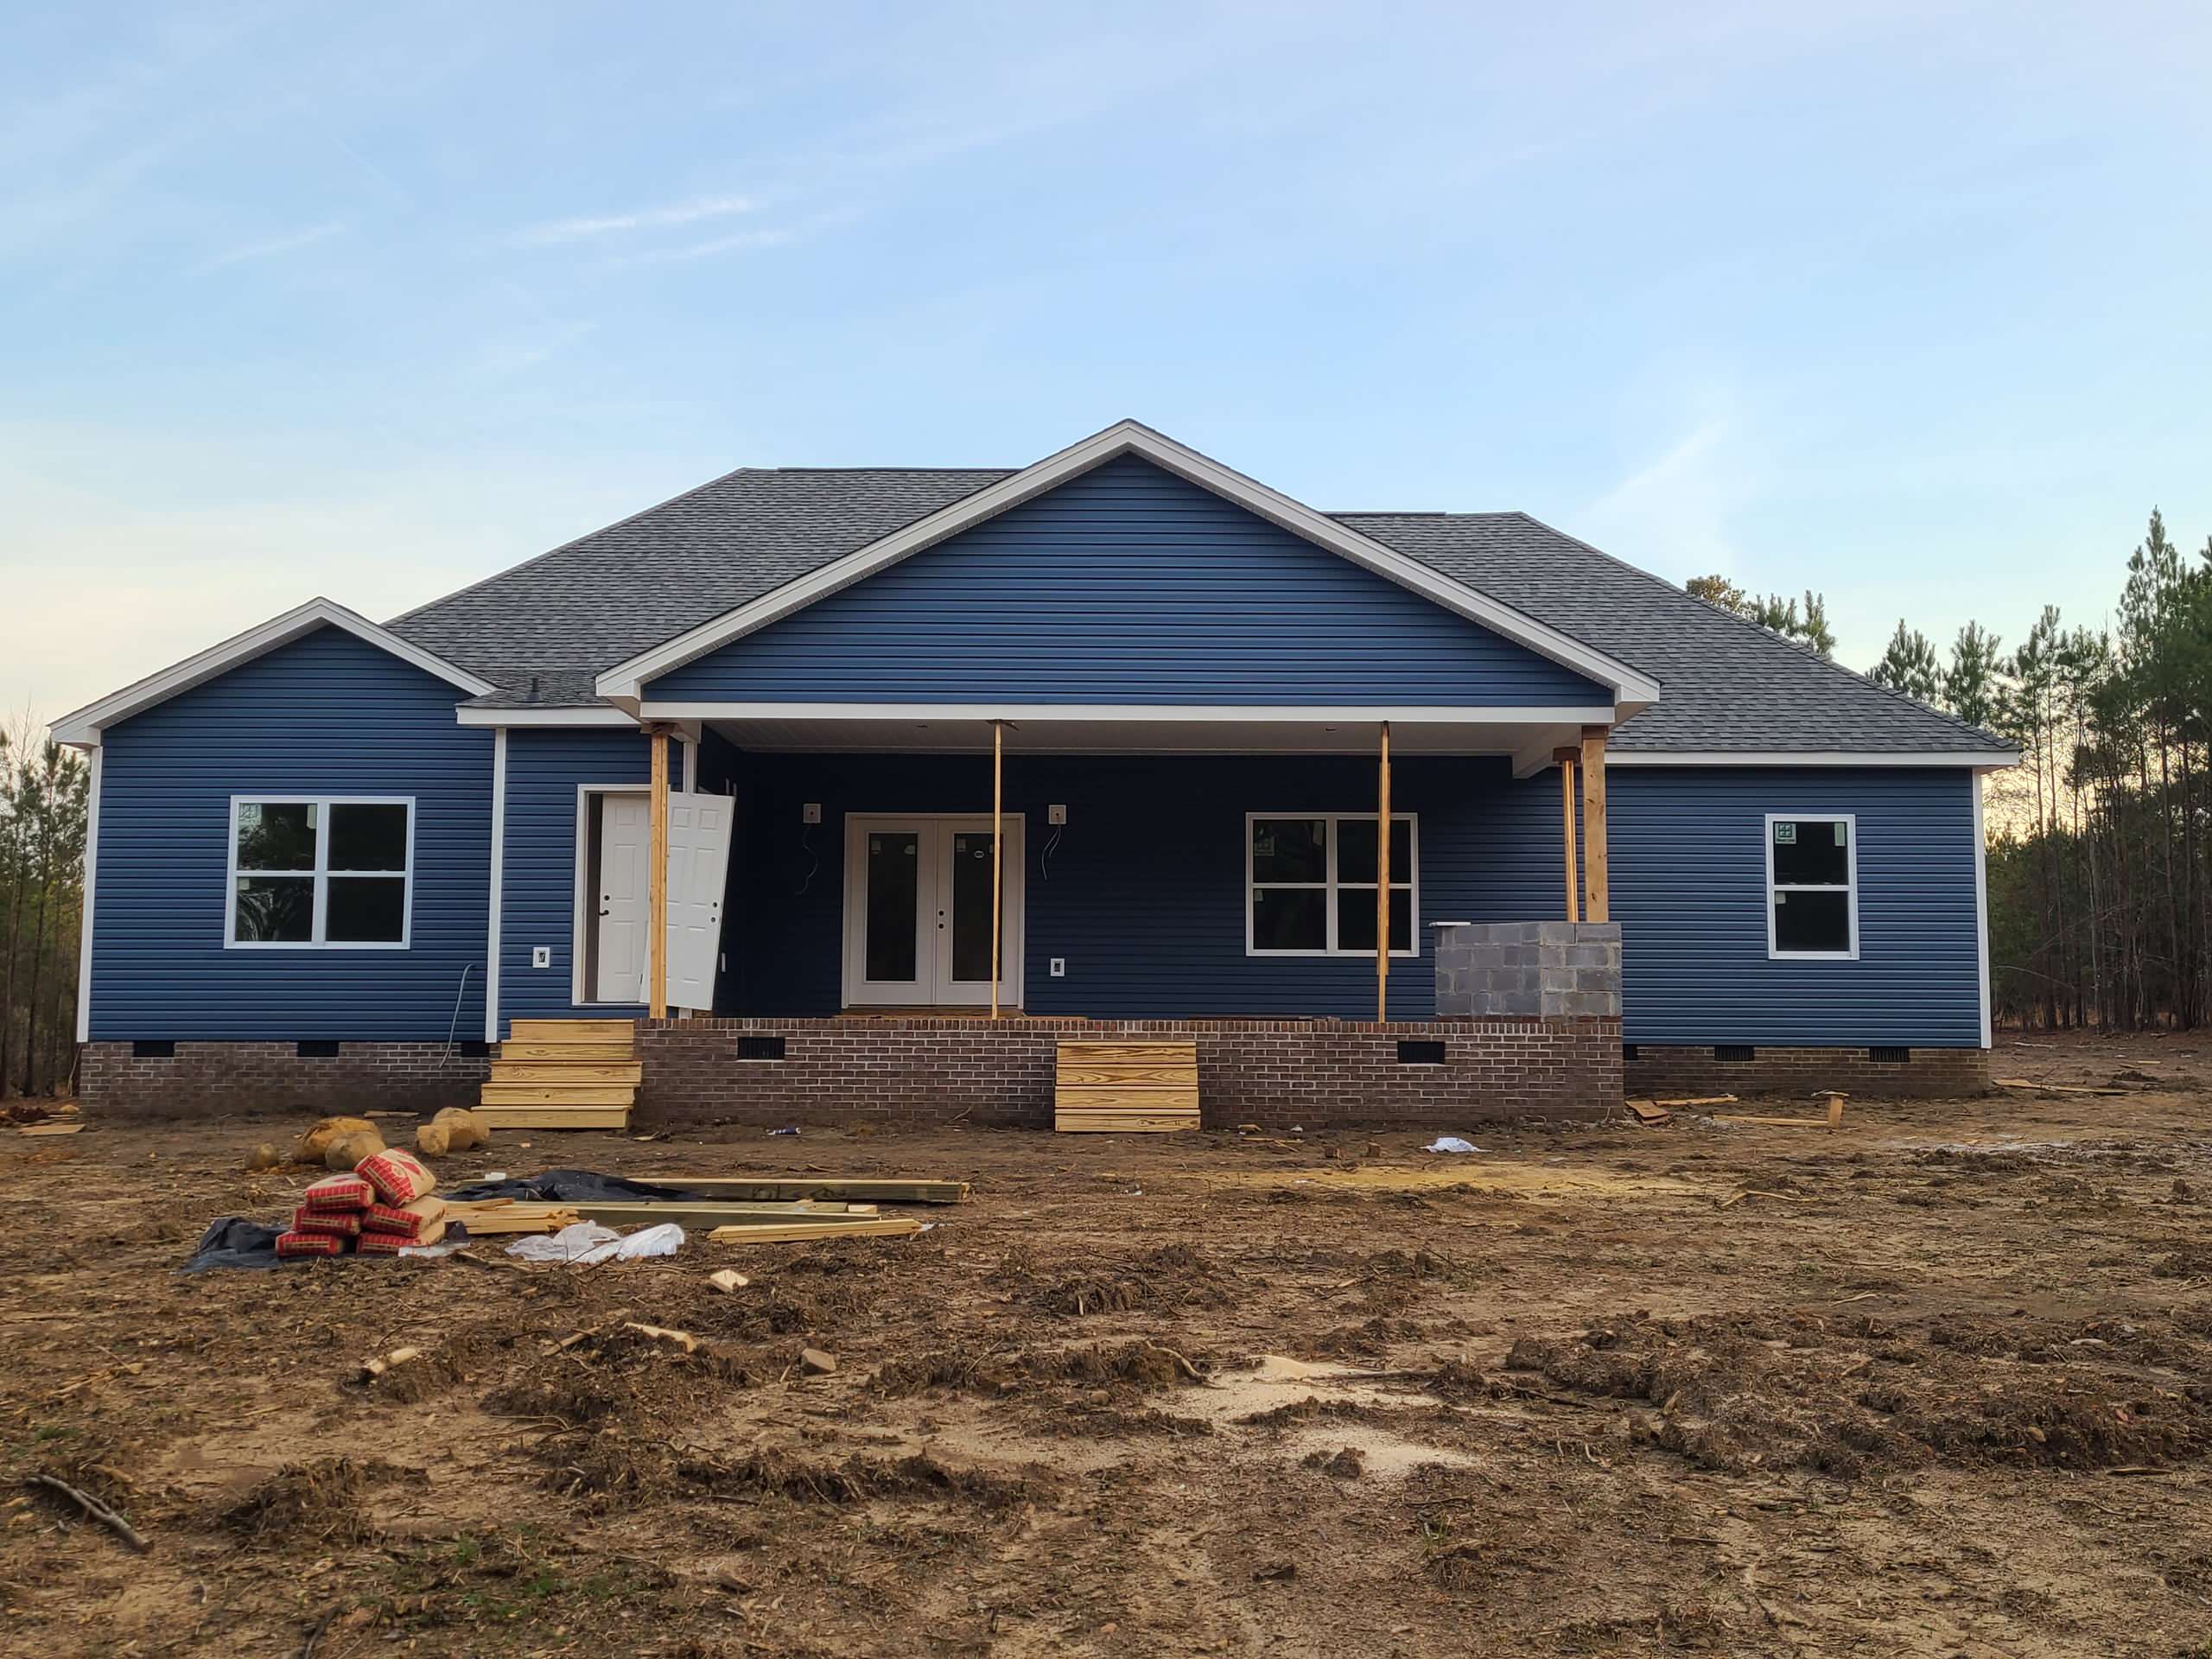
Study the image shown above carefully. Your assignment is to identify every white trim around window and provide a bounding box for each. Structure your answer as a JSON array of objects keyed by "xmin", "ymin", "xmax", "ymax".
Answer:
[
  {"xmin": 225, "ymin": 796, "xmax": 416, "ymax": 950},
  {"xmin": 1764, "ymin": 811, "xmax": 1858, "ymax": 961},
  {"xmin": 1246, "ymin": 811, "xmax": 1419, "ymax": 957}
]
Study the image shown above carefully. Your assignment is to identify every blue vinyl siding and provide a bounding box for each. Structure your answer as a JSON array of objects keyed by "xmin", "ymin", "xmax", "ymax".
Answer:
[
  {"xmin": 90, "ymin": 626, "xmax": 492, "ymax": 1041},
  {"xmin": 723, "ymin": 753, "xmax": 1564, "ymax": 1020},
  {"xmin": 1611, "ymin": 766, "xmax": 1982, "ymax": 1047},
  {"xmin": 646, "ymin": 456, "xmax": 1609, "ymax": 707},
  {"xmin": 496, "ymin": 728, "xmax": 652, "ymax": 1029}
]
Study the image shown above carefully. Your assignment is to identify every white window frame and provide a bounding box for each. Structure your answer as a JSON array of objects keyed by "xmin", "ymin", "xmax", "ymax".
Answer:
[
  {"xmin": 1764, "ymin": 811, "xmax": 1858, "ymax": 961},
  {"xmin": 225, "ymin": 795, "xmax": 415, "ymax": 950},
  {"xmin": 1245, "ymin": 811, "xmax": 1419, "ymax": 958}
]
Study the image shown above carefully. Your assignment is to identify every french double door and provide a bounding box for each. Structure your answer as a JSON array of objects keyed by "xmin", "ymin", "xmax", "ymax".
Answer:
[{"xmin": 842, "ymin": 815, "xmax": 1025, "ymax": 1007}]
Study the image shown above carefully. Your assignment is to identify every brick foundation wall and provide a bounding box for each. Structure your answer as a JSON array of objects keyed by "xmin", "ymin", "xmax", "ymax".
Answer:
[
  {"xmin": 1624, "ymin": 1044, "xmax": 1991, "ymax": 1101},
  {"xmin": 637, "ymin": 1016, "xmax": 1623, "ymax": 1130},
  {"xmin": 80, "ymin": 1041, "xmax": 491, "ymax": 1119}
]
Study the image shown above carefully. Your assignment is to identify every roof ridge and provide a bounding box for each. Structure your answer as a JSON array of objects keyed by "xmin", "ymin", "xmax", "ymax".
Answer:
[{"xmin": 1502, "ymin": 511, "xmax": 2007, "ymax": 749}]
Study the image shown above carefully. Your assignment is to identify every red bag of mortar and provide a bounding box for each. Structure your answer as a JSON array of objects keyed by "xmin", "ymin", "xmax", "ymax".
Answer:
[
  {"xmin": 276, "ymin": 1230, "xmax": 346, "ymax": 1259},
  {"xmin": 292, "ymin": 1206, "xmax": 363, "ymax": 1238},
  {"xmin": 302, "ymin": 1173, "xmax": 372, "ymax": 1213},
  {"xmin": 363, "ymin": 1195, "xmax": 448, "ymax": 1239},
  {"xmin": 354, "ymin": 1148, "xmax": 435, "ymax": 1205},
  {"xmin": 357, "ymin": 1218, "xmax": 448, "ymax": 1255}
]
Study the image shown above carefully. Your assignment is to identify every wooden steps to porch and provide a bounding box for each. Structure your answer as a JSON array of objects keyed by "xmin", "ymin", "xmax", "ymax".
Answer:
[
  {"xmin": 476, "ymin": 1019, "xmax": 639, "ymax": 1129},
  {"xmin": 1054, "ymin": 1040, "xmax": 1200, "ymax": 1134}
]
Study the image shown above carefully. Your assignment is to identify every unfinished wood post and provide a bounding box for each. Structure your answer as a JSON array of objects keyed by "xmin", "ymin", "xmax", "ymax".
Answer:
[
  {"xmin": 1554, "ymin": 746, "xmax": 1580, "ymax": 923},
  {"xmin": 990, "ymin": 720, "xmax": 1003, "ymax": 1021},
  {"xmin": 1580, "ymin": 725, "xmax": 1609, "ymax": 925},
  {"xmin": 1377, "ymin": 720, "xmax": 1391, "ymax": 1023},
  {"xmin": 647, "ymin": 725, "xmax": 670, "ymax": 1019}
]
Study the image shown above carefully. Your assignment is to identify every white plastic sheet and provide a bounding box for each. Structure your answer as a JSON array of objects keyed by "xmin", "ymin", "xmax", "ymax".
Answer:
[
  {"xmin": 507, "ymin": 1221, "xmax": 686, "ymax": 1265},
  {"xmin": 1421, "ymin": 1136, "xmax": 1481, "ymax": 1154}
]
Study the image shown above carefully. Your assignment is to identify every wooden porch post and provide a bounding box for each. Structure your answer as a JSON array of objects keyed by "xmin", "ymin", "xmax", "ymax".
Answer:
[
  {"xmin": 1376, "ymin": 720, "xmax": 1391, "ymax": 1022},
  {"xmin": 1554, "ymin": 746, "xmax": 1580, "ymax": 923},
  {"xmin": 990, "ymin": 720, "xmax": 1004, "ymax": 1020},
  {"xmin": 1579, "ymin": 725, "xmax": 1610, "ymax": 924},
  {"xmin": 647, "ymin": 725, "xmax": 670, "ymax": 1019}
]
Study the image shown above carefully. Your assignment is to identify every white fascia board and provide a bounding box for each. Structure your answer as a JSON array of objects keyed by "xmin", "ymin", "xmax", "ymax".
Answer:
[
  {"xmin": 1606, "ymin": 749, "xmax": 2020, "ymax": 770},
  {"xmin": 49, "ymin": 597, "xmax": 495, "ymax": 748},
  {"xmin": 595, "ymin": 420, "xmax": 1662, "ymax": 707},
  {"xmin": 456, "ymin": 705, "xmax": 639, "ymax": 728},
  {"xmin": 638, "ymin": 702, "xmax": 1622, "ymax": 725}
]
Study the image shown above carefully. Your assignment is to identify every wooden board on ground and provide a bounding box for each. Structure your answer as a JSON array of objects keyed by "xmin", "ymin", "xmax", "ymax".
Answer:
[
  {"xmin": 1054, "ymin": 1038, "xmax": 1199, "ymax": 1134},
  {"xmin": 1713, "ymin": 1100, "xmax": 1846, "ymax": 1131},
  {"xmin": 632, "ymin": 1177, "xmax": 970, "ymax": 1204},
  {"xmin": 1993, "ymin": 1077, "xmax": 2130, "ymax": 1096},
  {"xmin": 16, "ymin": 1122, "xmax": 85, "ymax": 1136},
  {"xmin": 506, "ymin": 1019, "xmax": 637, "ymax": 1044},
  {"xmin": 471, "ymin": 1105, "xmax": 632, "ymax": 1130},
  {"xmin": 1624, "ymin": 1099, "xmax": 1672, "ymax": 1124},
  {"xmin": 446, "ymin": 1201, "xmax": 581, "ymax": 1235},
  {"xmin": 567, "ymin": 1199, "xmax": 885, "ymax": 1229},
  {"xmin": 708, "ymin": 1217, "xmax": 926, "ymax": 1244}
]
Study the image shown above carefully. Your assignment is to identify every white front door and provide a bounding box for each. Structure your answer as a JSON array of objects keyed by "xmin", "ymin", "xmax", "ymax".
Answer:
[
  {"xmin": 843, "ymin": 815, "xmax": 1025, "ymax": 1007},
  {"xmin": 664, "ymin": 790, "xmax": 732, "ymax": 1011},
  {"xmin": 595, "ymin": 792, "xmax": 652, "ymax": 1002}
]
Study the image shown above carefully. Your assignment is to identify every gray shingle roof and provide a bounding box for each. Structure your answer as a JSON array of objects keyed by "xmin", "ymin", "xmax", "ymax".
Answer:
[{"xmin": 393, "ymin": 465, "xmax": 2006, "ymax": 753}]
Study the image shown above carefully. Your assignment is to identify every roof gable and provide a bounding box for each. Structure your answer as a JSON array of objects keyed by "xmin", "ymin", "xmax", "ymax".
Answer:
[
  {"xmin": 594, "ymin": 422, "xmax": 1661, "ymax": 710},
  {"xmin": 53, "ymin": 598, "xmax": 493, "ymax": 749},
  {"xmin": 640, "ymin": 454, "xmax": 1616, "ymax": 709}
]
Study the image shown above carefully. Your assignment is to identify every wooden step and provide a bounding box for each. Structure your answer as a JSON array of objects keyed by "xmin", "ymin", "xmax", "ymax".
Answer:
[
  {"xmin": 479, "ymin": 1082, "xmax": 637, "ymax": 1107},
  {"xmin": 1056, "ymin": 1041, "xmax": 1197, "ymax": 1068},
  {"xmin": 472, "ymin": 1104, "xmax": 632, "ymax": 1130},
  {"xmin": 499, "ymin": 1041, "xmax": 635, "ymax": 1063},
  {"xmin": 490, "ymin": 1059, "xmax": 644, "ymax": 1084},
  {"xmin": 507, "ymin": 1019, "xmax": 638, "ymax": 1045},
  {"xmin": 1054, "ymin": 1115, "xmax": 1200, "ymax": 1134},
  {"xmin": 1054, "ymin": 1038, "xmax": 1198, "ymax": 1133}
]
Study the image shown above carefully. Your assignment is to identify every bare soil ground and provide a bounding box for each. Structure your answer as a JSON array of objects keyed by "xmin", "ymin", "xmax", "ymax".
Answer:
[{"xmin": 10, "ymin": 1033, "xmax": 2212, "ymax": 1656}]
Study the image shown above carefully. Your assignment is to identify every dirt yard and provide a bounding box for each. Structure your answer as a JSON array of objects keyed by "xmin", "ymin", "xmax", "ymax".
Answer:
[{"xmin": 8, "ymin": 1035, "xmax": 2212, "ymax": 1656}]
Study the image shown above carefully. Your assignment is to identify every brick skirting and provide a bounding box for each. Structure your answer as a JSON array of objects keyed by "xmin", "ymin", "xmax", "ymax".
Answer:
[
  {"xmin": 79, "ymin": 1041, "xmax": 491, "ymax": 1119},
  {"xmin": 1623, "ymin": 1044, "xmax": 1992, "ymax": 1101},
  {"xmin": 636, "ymin": 1015, "xmax": 1624, "ymax": 1130}
]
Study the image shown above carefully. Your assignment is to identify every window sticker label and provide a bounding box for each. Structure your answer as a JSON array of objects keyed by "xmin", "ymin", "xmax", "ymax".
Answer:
[{"xmin": 1773, "ymin": 822, "xmax": 1796, "ymax": 844}]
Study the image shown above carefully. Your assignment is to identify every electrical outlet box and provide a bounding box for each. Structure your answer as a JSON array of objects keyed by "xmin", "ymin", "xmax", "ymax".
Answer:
[
  {"xmin": 802, "ymin": 802, "xmax": 823, "ymax": 824},
  {"xmin": 1049, "ymin": 957, "xmax": 1066, "ymax": 977},
  {"xmin": 1047, "ymin": 804, "xmax": 1068, "ymax": 825},
  {"xmin": 531, "ymin": 945, "xmax": 551, "ymax": 969}
]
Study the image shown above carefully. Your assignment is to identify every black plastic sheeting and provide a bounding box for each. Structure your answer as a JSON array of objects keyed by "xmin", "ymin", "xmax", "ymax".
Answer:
[
  {"xmin": 180, "ymin": 1215, "xmax": 475, "ymax": 1273},
  {"xmin": 443, "ymin": 1169, "xmax": 728, "ymax": 1205}
]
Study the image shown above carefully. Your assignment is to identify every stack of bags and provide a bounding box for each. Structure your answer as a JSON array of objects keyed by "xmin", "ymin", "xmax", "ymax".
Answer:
[{"xmin": 276, "ymin": 1148, "xmax": 448, "ymax": 1260}]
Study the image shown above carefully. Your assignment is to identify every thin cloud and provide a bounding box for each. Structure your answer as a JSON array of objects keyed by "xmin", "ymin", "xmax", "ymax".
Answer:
[
  {"xmin": 194, "ymin": 219, "xmax": 345, "ymax": 273},
  {"xmin": 512, "ymin": 193, "xmax": 755, "ymax": 246},
  {"xmin": 606, "ymin": 226, "xmax": 796, "ymax": 268}
]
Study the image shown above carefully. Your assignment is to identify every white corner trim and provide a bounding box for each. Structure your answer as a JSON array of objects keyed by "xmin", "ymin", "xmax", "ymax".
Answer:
[
  {"xmin": 1973, "ymin": 771, "xmax": 1992, "ymax": 1047},
  {"xmin": 594, "ymin": 420, "xmax": 1662, "ymax": 707},
  {"xmin": 485, "ymin": 729, "xmax": 508, "ymax": 1044},
  {"xmin": 49, "ymin": 598, "xmax": 496, "ymax": 748},
  {"xmin": 1607, "ymin": 749, "xmax": 2019, "ymax": 769},
  {"xmin": 456, "ymin": 705, "xmax": 639, "ymax": 728},
  {"xmin": 73, "ymin": 747, "xmax": 102, "ymax": 1044},
  {"xmin": 1764, "ymin": 811, "xmax": 1859, "ymax": 962},
  {"xmin": 636, "ymin": 701, "xmax": 1621, "ymax": 726}
]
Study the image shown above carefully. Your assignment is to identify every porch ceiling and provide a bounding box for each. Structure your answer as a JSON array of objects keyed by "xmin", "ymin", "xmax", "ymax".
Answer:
[{"xmin": 697, "ymin": 710, "xmax": 1607, "ymax": 760}]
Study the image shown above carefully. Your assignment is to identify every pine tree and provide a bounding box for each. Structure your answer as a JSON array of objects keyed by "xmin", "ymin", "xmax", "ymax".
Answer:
[{"xmin": 1870, "ymin": 620, "xmax": 1943, "ymax": 703}]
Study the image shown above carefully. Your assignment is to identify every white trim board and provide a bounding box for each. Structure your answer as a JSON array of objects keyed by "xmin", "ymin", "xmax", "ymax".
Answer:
[
  {"xmin": 74, "ymin": 747, "xmax": 102, "ymax": 1044},
  {"xmin": 457, "ymin": 705, "xmax": 637, "ymax": 728},
  {"xmin": 641, "ymin": 702, "xmax": 1620, "ymax": 725},
  {"xmin": 1607, "ymin": 749, "xmax": 2018, "ymax": 769},
  {"xmin": 50, "ymin": 598, "xmax": 494, "ymax": 749},
  {"xmin": 485, "ymin": 729, "xmax": 508, "ymax": 1043},
  {"xmin": 1973, "ymin": 772, "xmax": 1993, "ymax": 1048},
  {"xmin": 596, "ymin": 420, "xmax": 1662, "ymax": 709}
]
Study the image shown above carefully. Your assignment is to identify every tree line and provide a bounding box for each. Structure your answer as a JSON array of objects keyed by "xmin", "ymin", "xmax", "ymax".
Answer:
[
  {"xmin": 1694, "ymin": 511, "xmax": 2212, "ymax": 1030},
  {"xmin": 1, "ymin": 718, "xmax": 89, "ymax": 1098}
]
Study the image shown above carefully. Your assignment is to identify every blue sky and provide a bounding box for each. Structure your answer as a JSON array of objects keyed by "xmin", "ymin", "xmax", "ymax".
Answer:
[{"xmin": 5, "ymin": 0, "xmax": 2209, "ymax": 722}]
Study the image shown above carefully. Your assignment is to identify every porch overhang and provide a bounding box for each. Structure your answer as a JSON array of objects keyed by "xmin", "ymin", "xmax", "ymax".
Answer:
[{"xmin": 634, "ymin": 702, "xmax": 1624, "ymax": 763}]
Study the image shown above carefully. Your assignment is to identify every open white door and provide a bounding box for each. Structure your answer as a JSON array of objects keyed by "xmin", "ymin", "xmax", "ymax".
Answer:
[{"xmin": 663, "ymin": 790, "xmax": 732, "ymax": 1012}]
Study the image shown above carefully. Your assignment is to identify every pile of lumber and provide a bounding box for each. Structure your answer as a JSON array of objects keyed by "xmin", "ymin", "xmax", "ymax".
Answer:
[
  {"xmin": 475, "ymin": 1018, "xmax": 639, "ymax": 1131},
  {"xmin": 445, "ymin": 1186, "xmax": 960, "ymax": 1245},
  {"xmin": 1054, "ymin": 1039, "xmax": 1199, "ymax": 1134},
  {"xmin": 443, "ymin": 1198, "xmax": 584, "ymax": 1235}
]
